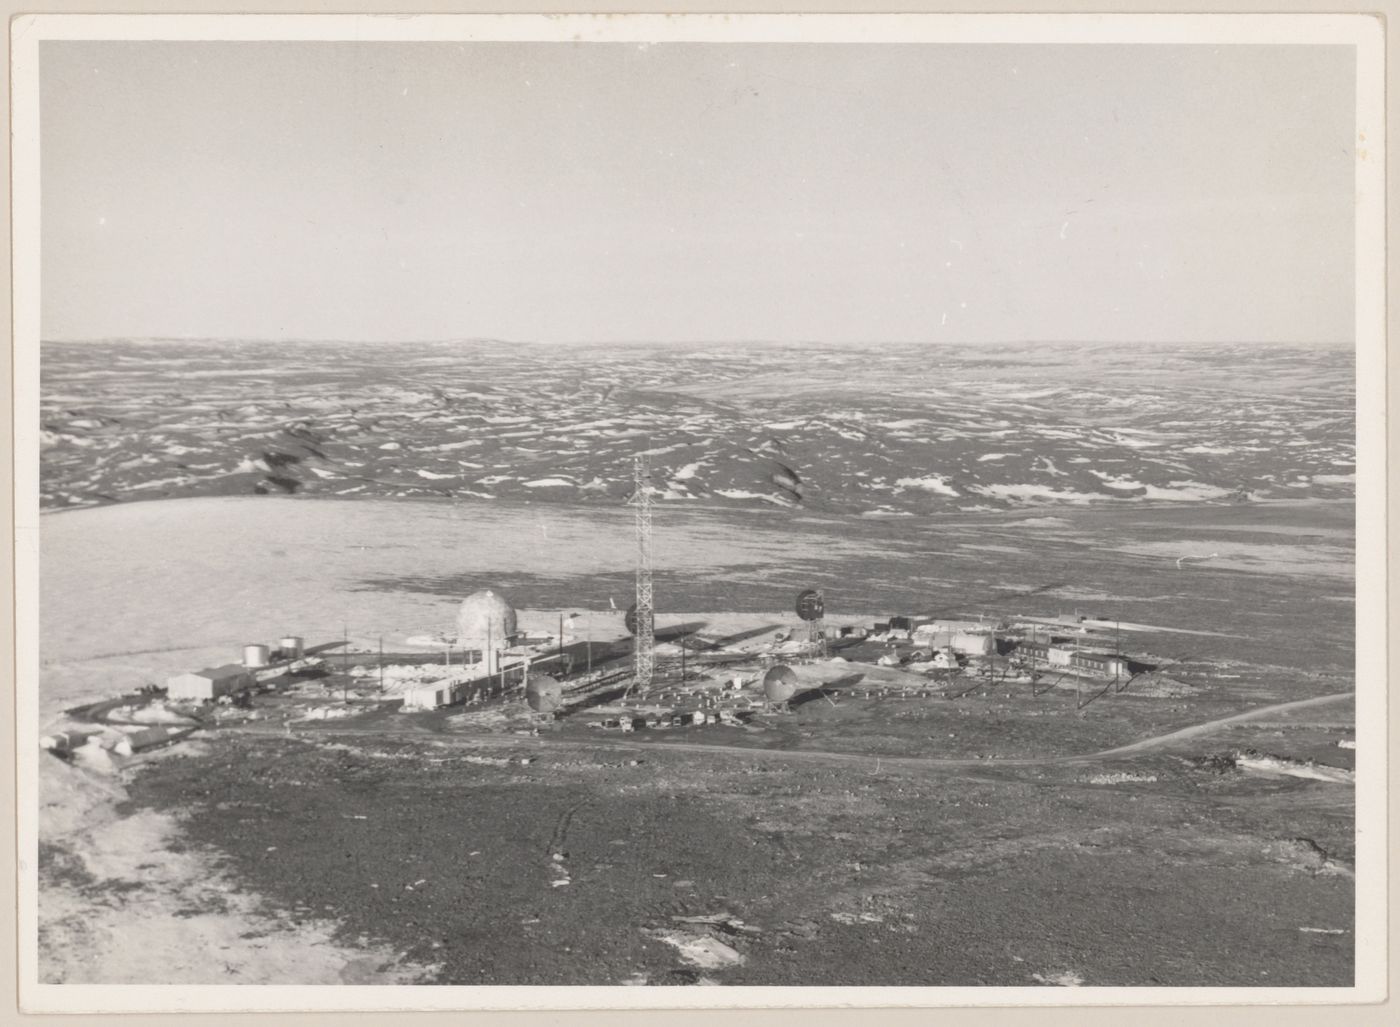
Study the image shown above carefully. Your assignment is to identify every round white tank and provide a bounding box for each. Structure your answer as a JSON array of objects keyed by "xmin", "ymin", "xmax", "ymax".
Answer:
[
  {"xmin": 279, "ymin": 635, "xmax": 305, "ymax": 659},
  {"xmin": 243, "ymin": 643, "xmax": 271, "ymax": 668}
]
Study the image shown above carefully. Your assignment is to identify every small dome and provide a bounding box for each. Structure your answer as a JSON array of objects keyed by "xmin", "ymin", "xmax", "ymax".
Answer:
[{"xmin": 456, "ymin": 588, "xmax": 517, "ymax": 648}]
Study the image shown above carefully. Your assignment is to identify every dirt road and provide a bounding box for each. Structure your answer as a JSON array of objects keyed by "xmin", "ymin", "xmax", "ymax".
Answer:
[{"xmin": 303, "ymin": 689, "xmax": 1354, "ymax": 772}]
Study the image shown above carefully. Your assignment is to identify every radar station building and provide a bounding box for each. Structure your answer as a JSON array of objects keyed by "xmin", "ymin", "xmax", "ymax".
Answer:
[{"xmin": 456, "ymin": 588, "xmax": 518, "ymax": 675}]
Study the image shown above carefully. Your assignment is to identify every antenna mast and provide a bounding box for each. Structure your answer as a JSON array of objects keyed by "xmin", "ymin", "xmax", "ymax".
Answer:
[{"xmin": 629, "ymin": 452, "xmax": 655, "ymax": 693}]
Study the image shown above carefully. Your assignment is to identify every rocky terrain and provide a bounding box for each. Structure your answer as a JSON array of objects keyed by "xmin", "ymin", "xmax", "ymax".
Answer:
[
  {"xmin": 33, "ymin": 339, "xmax": 1358, "ymax": 989},
  {"xmin": 38, "ymin": 340, "xmax": 1354, "ymax": 514}
]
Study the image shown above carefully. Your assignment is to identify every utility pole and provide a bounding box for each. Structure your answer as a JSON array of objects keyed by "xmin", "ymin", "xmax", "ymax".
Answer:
[
  {"xmin": 1115, "ymin": 619, "xmax": 1123, "ymax": 692},
  {"xmin": 1030, "ymin": 624, "xmax": 1038, "ymax": 696}
]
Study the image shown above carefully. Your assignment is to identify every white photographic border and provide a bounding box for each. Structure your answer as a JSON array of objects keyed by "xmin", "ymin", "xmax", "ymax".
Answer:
[{"xmin": 9, "ymin": 11, "xmax": 1387, "ymax": 1014}]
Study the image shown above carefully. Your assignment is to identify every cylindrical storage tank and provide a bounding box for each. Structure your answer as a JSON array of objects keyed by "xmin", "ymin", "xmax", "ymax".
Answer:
[
  {"xmin": 243, "ymin": 644, "xmax": 271, "ymax": 668},
  {"xmin": 763, "ymin": 664, "xmax": 800, "ymax": 703},
  {"xmin": 279, "ymin": 635, "xmax": 305, "ymax": 659}
]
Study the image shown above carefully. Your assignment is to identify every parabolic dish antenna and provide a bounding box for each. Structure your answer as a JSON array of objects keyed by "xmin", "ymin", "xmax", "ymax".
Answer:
[
  {"xmin": 526, "ymin": 675, "xmax": 564, "ymax": 714},
  {"xmin": 795, "ymin": 589, "xmax": 825, "ymax": 622},
  {"xmin": 763, "ymin": 664, "xmax": 800, "ymax": 703}
]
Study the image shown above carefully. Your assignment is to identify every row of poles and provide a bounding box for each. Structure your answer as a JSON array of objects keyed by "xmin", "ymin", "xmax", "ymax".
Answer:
[
  {"xmin": 333, "ymin": 610, "xmax": 599, "ymax": 705},
  {"xmin": 1002, "ymin": 620, "xmax": 1126, "ymax": 707}
]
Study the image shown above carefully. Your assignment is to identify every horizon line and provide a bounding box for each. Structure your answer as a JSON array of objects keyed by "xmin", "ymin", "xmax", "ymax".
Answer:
[{"xmin": 39, "ymin": 336, "xmax": 1356, "ymax": 349}]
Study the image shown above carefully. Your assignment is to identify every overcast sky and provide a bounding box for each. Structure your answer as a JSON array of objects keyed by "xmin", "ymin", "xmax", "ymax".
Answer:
[{"xmin": 40, "ymin": 41, "xmax": 1355, "ymax": 345}]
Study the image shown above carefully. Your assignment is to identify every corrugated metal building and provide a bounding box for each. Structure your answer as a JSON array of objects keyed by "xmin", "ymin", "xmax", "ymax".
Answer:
[
  {"xmin": 950, "ymin": 631, "xmax": 995, "ymax": 655},
  {"xmin": 166, "ymin": 664, "xmax": 254, "ymax": 701}
]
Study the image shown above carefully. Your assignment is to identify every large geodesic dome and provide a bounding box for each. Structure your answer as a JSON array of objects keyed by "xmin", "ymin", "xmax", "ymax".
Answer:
[{"xmin": 456, "ymin": 588, "xmax": 517, "ymax": 649}]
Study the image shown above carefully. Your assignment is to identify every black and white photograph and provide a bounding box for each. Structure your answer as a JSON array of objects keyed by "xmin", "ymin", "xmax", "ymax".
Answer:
[{"xmin": 12, "ymin": 12, "xmax": 1387, "ymax": 1013}]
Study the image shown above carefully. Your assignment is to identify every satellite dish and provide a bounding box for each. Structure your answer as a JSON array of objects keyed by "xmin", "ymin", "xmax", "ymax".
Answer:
[
  {"xmin": 526, "ymin": 674, "xmax": 564, "ymax": 713},
  {"xmin": 763, "ymin": 664, "xmax": 800, "ymax": 703},
  {"xmin": 795, "ymin": 589, "xmax": 825, "ymax": 622}
]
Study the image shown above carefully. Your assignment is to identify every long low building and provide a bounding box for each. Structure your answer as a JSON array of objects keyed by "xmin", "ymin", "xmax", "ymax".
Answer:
[
  {"xmin": 166, "ymin": 664, "xmax": 255, "ymax": 701},
  {"xmin": 1070, "ymin": 650, "xmax": 1130, "ymax": 678},
  {"xmin": 912, "ymin": 619, "xmax": 985, "ymax": 637},
  {"xmin": 400, "ymin": 653, "xmax": 554, "ymax": 710},
  {"xmin": 1013, "ymin": 642, "xmax": 1129, "ymax": 678},
  {"xmin": 915, "ymin": 627, "xmax": 996, "ymax": 655}
]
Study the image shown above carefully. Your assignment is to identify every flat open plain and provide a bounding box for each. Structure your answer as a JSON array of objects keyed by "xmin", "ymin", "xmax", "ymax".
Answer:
[{"xmin": 37, "ymin": 494, "xmax": 1355, "ymax": 986}]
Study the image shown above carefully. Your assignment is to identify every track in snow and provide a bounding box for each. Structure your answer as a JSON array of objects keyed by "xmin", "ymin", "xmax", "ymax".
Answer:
[{"xmin": 306, "ymin": 690, "xmax": 1354, "ymax": 773}]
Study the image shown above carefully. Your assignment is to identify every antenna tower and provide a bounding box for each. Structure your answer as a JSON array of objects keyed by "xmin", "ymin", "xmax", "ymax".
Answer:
[{"xmin": 628, "ymin": 452, "xmax": 655, "ymax": 692}]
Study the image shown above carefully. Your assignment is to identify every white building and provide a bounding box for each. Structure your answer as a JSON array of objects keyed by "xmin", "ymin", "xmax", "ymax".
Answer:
[
  {"xmin": 166, "ymin": 664, "xmax": 254, "ymax": 701},
  {"xmin": 455, "ymin": 588, "xmax": 518, "ymax": 675},
  {"xmin": 401, "ymin": 679, "xmax": 464, "ymax": 711},
  {"xmin": 949, "ymin": 631, "xmax": 995, "ymax": 656},
  {"xmin": 930, "ymin": 649, "xmax": 959, "ymax": 669}
]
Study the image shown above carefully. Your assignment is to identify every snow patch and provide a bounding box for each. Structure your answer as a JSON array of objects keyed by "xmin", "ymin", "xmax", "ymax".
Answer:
[{"xmin": 894, "ymin": 475, "xmax": 960, "ymax": 497}]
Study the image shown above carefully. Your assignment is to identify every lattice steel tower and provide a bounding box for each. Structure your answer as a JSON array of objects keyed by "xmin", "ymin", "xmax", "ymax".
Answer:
[
  {"xmin": 629, "ymin": 452, "xmax": 656, "ymax": 691},
  {"xmin": 807, "ymin": 613, "xmax": 827, "ymax": 659}
]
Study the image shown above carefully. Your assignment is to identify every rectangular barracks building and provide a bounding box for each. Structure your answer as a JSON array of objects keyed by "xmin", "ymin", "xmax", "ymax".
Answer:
[
  {"xmin": 1070, "ymin": 650, "xmax": 1130, "ymax": 678},
  {"xmin": 1013, "ymin": 642, "xmax": 1128, "ymax": 678},
  {"xmin": 166, "ymin": 664, "xmax": 255, "ymax": 701}
]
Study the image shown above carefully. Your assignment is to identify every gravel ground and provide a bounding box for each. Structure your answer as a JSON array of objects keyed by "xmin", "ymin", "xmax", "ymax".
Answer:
[{"xmin": 118, "ymin": 726, "xmax": 1354, "ymax": 987}]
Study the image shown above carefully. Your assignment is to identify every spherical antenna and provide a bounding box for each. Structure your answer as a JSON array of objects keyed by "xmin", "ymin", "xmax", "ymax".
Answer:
[
  {"xmin": 795, "ymin": 589, "xmax": 824, "ymax": 622},
  {"xmin": 763, "ymin": 664, "xmax": 800, "ymax": 703},
  {"xmin": 525, "ymin": 674, "xmax": 564, "ymax": 714}
]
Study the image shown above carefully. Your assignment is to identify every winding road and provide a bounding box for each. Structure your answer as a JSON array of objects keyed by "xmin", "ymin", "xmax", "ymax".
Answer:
[{"xmin": 303, "ymin": 689, "xmax": 1355, "ymax": 772}]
